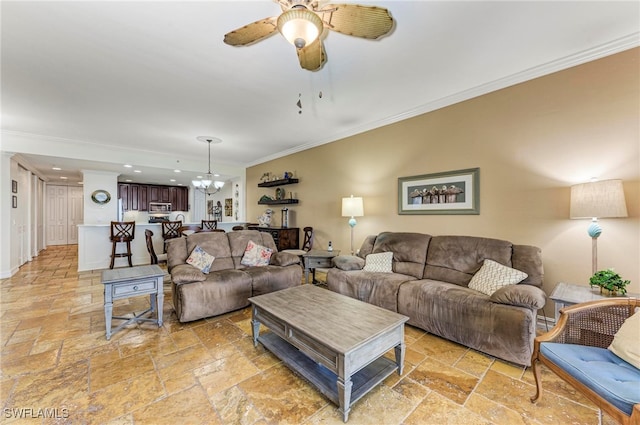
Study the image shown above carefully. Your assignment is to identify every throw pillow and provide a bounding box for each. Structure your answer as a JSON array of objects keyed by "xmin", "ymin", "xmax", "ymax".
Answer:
[
  {"xmin": 186, "ymin": 245, "xmax": 215, "ymax": 274},
  {"xmin": 468, "ymin": 259, "xmax": 528, "ymax": 296},
  {"xmin": 241, "ymin": 240, "xmax": 273, "ymax": 267},
  {"xmin": 363, "ymin": 252, "xmax": 393, "ymax": 273},
  {"xmin": 608, "ymin": 310, "xmax": 640, "ymax": 369}
]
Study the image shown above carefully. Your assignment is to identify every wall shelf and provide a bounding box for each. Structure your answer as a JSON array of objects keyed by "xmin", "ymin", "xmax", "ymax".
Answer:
[
  {"xmin": 258, "ymin": 199, "xmax": 299, "ymax": 205},
  {"xmin": 258, "ymin": 178, "xmax": 299, "ymax": 188}
]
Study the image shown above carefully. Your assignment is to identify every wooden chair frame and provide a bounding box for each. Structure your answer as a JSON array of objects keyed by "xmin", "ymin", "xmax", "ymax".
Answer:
[
  {"xmin": 530, "ymin": 298, "xmax": 640, "ymax": 425},
  {"xmin": 201, "ymin": 220, "xmax": 218, "ymax": 230},
  {"xmin": 144, "ymin": 229, "xmax": 166, "ymax": 265}
]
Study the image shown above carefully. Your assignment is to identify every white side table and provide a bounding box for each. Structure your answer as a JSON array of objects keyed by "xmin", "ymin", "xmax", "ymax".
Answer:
[
  {"xmin": 549, "ymin": 282, "xmax": 639, "ymax": 321},
  {"xmin": 101, "ymin": 265, "xmax": 165, "ymax": 340}
]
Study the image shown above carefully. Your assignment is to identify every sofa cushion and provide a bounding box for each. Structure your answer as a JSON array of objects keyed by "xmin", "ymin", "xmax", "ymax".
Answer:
[
  {"xmin": 468, "ymin": 259, "xmax": 528, "ymax": 296},
  {"xmin": 241, "ymin": 240, "xmax": 273, "ymax": 267},
  {"xmin": 489, "ymin": 284, "xmax": 546, "ymax": 309},
  {"xmin": 170, "ymin": 264, "xmax": 207, "ymax": 284},
  {"xmin": 423, "ymin": 236, "xmax": 513, "ymax": 286},
  {"xmin": 333, "ymin": 255, "xmax": 365, "ymax": 271},
  {"xmin": 512, "ymin": 244, "xmax": 544, "ymax": 287},
  {"xmin": 326, "ymin": 268, "xmax": 416, "ymax": 312},
  {"xmin": 228, "ymin": 230, "xmax": 278, "ymax": 268},
  {"xmin": 363, "ymin": 252, "xmax": 393, "ymax": 273},
  {"xmin": 186, "ymin": 245, "xmax": 215, "ymax": 273},
  {"xmin": 609, "ymin": 310, "xmax": 640, "ymax": 369},
  {"xmin": 243, "ymin": 265, "xmax": 302, "ymax": 297},
  {"xmin": 371, "ymin": 232, "xmax": 431, "ymax": 279},
  {"xmin": 540, "ymin": 343, "xmax": 640, "ymax": 416},
  {"xmin": 185, "ymin": 231, "xmax": 234, "ymax": 272}
]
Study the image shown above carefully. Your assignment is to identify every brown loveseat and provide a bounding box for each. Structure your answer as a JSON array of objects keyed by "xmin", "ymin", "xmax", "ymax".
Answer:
[
  {"xmin": 166, "ymin": 230, "xmax": 302, "ymax": 322},
  {"xmin": 326, "ymin": 232, "xmax": 545, "ymax": 366}
]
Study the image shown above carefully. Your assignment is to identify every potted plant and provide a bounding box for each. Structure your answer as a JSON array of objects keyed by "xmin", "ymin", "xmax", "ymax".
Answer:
[{"xmin": 589, "ymin": 269, "xmax": 630, "ymax": 296}]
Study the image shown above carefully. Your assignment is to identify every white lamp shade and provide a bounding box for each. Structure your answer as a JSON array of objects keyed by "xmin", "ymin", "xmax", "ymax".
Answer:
[
  {"xmin": 342, "ymin": 196, "xmax": 364, "ymax": 217},
  {"xmin": 570, "ymin": 179, "xmax": 628, "ymax": 219}
]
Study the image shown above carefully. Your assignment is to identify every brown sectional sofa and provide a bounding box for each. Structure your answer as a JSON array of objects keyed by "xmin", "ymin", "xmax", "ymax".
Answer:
[
  {"xmin": 326, "ymin": 232, "xmax": 546, "ymax": 366},
  {"xmin": 166, "ymin": 230, "xmax": 302, "ymax": 322}
]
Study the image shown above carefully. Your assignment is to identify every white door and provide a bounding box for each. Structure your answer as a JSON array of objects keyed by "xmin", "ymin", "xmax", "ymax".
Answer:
[
  {"xmin": 67, "ymin": 186, "xmax": 83, "ymax": 244},
  {"xmin": 47, "ymin": 185, "xmax": 68, "ymax": 245}
]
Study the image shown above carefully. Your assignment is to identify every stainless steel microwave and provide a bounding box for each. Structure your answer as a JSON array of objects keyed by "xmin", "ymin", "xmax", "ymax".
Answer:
[{"xmin": 149, "ymin": 202, "xmax": 171, "ymax": 216}]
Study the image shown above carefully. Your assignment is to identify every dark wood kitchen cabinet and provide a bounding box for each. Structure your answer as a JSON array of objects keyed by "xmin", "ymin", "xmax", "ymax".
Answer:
[
  {"xmin": 118, "ymin": 183, "xmax": 187, "ymax": 211},
  {"xmin": 150, "ymin": 185, "xmax": 170, "ymax": 203},
  {"xmin": 170, "ymin": 186, "xmax": 189, "ymax": 211}
]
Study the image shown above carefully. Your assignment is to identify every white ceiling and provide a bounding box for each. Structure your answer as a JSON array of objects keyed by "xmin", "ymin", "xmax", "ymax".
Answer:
[{"xmin": 2, "ymin": 1, "xmax": 638, "ymax": 186}]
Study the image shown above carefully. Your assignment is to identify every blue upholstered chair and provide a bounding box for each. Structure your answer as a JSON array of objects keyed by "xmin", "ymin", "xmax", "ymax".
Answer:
[{"xmin": 530, "ymin": 298, "xmax": 640, "ymax": 425}]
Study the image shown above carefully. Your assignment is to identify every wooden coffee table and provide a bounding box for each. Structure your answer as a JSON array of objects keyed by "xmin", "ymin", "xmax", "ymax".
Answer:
[{"xmin": 249, "ymin": 285, "xmax": 408, "ymax": 422}]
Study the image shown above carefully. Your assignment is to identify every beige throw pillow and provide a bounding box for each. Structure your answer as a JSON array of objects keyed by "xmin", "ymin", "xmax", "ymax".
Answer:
[
  {"xmin": 608, "ymin": 310, "xmax": 640, "ymax": 369},
  {"xmin": 363, "ymin": 252, "xmax": 393, "ymax": 273},
  {"xmin": 468, "ymin": 259, "xmax": 528, "ymax": 296}
]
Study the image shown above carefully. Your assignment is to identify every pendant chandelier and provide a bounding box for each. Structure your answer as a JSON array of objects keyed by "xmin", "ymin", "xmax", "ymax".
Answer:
[{"xmin": 192, "ymin": 137, "xmax": 225, "ymax": 194}]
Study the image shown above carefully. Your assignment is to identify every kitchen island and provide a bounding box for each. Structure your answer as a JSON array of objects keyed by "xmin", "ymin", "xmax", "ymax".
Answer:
[{"xmin": 77, "ymin": 221, "xmax": 245, "ymax": 271}]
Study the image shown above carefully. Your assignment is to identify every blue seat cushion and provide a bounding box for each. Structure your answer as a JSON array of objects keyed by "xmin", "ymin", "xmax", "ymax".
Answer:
[{"xmin": 541, "ymin": 343, "xmax": 640, "ymax": 415}]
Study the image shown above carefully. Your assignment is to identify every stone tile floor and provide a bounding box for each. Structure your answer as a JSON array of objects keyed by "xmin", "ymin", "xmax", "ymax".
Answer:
[{"xmin": 0, "ymin": 245, "xmax": 614, "ymax": 424}]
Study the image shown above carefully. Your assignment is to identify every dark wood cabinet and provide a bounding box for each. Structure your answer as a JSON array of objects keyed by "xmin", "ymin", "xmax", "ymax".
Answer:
[
  {"xmin": 138, "ymin": 185, "xmax": 149, "ymax": 211},
  {"xmin": 118, "ymin": 183, "xmax": 187, "ymax": 212},
  {"xmin": 248, "ymin": 226, "xmax": 299, "ymax": 251},
  {"xmin": 118, "ymin": 184, "xmax": 130, "ymax": 211},
  {"xmin": 170, "ymin": 186, "xmax": 189, "ymax": 211}
]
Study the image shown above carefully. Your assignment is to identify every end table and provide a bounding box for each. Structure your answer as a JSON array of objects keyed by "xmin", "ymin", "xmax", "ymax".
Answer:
[
  {"xmin": 550, "ymin": 282, "xmax": 639, "ymax": 321},
  {"xmin": 101, "ymin": 265, "xmax": 165, "ymax": 340},
  {"xmin": 302, "ymin": 249, "xmax": 340, "ymax": 285}
]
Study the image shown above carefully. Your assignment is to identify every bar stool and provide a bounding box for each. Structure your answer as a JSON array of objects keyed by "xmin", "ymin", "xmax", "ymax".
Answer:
[
  {"xmin": 201, "ymin": 220, "xmax": 217, "ymax": 231},
  {"xmin": 109, "ymin": 221, "xmax": 136, "ymax": 269},
  {"xmin": 161, "ymin": 220, "xmax": 182, "ymax": 252}
]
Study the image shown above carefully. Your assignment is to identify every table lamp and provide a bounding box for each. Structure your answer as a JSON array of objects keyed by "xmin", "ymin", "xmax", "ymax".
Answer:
[
  {"xmin": 342, "ymin": 195, "xmax": 364, "ymax": 255},
  {"xmin": 570, "ymin": 179, "xmax": 627, "ymax": 274}
]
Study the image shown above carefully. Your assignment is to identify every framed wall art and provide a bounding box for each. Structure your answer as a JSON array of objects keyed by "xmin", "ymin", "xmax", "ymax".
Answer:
[{"xmin": 398, "ymin": 167, "xmax": 479, "ymax": 215}]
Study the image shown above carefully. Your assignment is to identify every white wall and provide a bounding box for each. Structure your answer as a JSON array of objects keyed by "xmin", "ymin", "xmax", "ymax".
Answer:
[{"xmin": 81, "ymin": 170, "xmax": 119, "ymax": 225}]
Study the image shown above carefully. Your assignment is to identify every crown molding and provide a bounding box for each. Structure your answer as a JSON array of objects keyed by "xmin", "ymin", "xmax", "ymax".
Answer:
[{"xmin": 246, "ymin": 33, "xmax": 640, "ymax": 167}]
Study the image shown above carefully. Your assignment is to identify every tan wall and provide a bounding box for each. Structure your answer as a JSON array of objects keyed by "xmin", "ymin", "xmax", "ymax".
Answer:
[{"xmin": 247, "ymin": 48, "xmax": 640, "ymax": 302}]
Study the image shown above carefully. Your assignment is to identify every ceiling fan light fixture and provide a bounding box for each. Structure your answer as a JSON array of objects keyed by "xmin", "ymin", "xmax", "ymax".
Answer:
[{"xmin": 277, "ymin": 7, "xmax": 323, "ymax": 49}]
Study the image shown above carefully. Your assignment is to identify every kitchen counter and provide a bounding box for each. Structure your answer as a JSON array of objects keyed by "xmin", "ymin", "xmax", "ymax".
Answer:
[{"xmin": 77, "ymin": 221, "xmax": 245, "ymax": 271}]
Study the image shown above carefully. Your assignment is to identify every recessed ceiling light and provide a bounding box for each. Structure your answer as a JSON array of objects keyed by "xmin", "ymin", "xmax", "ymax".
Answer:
[
  {"xmin": 123, "ymin": 164, "xmax": 133, "ymax": 168},
  {"xmin": 60, "ymin": 176, "xmax": 68, "ymax": 179},
  {"xmin": 196, "ymin": 175, "xmax": 203, "ymax": 179},
  {"xmin": 174, "ymin": 169, "xmax": 181, "ymax": 173},
  {"xmin": 125, "ymin": 179, "xmax": 132, "ymax": 182},
  {"xmin": 213, "ymin": 173, "xmax": 220, "ymax": 177},
  {"xmin": 170, "ymin": 179, "xmax": 176, "ymax": 182},
  {"xmin": 52, "ymin": 166, "xmax": 62, "ymax": 171},
  {"xmin": 134, "ymin": 170, "xmax": 141, "ymax": 173}
]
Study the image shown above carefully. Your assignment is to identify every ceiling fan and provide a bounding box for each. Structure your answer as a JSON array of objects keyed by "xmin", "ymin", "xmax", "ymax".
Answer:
[{"xmin": 223, "ymin": 0, "xmax": 394, "ymax": 71}]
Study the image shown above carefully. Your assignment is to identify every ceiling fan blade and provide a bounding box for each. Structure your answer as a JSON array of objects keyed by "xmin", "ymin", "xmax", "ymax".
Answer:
[
  {"xmin": 319, "ymin": 4, "xmax": 393, "ymax": 39},
  {"xmin": 297, "ymin": 38, "xmax": 326, "ymax": 71},
  {"xmin": 223, "ymin": 17, "xmax": 278, "ymax": 46}
]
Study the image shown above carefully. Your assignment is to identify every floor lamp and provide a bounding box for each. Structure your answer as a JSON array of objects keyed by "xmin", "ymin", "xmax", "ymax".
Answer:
[
  {"xmin": 342, "ymin": 195, "xmax": 364, "ymax": 255},
  {"xmin": 570, "ymin": 179, "xmax": 628, "ymax": 275}
]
